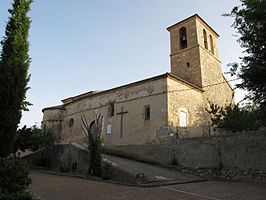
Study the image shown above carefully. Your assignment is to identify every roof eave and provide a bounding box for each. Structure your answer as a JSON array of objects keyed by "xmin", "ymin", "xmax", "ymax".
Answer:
[{"xmin": 167, "ymin": 14, "xmax": 219, "ymax": 37}]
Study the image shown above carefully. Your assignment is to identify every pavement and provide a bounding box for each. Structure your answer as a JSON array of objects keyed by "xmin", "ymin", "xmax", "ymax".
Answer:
[
  {"xmin": 102, "ymin": 154, "xmax": 204, "ymax": 185},
  {"xmin": 30, "ymin": 171, "xmax": 266, "ymax": 200}
]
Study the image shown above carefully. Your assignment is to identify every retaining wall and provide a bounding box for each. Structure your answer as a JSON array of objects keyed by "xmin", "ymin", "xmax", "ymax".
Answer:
[
  {"xmin": 104, "ymin": 130, "xmax": 266, "ymax": 180},
  {"xmin": 24, "ymin": 142, "xmax": 90, "ymax": 175}
]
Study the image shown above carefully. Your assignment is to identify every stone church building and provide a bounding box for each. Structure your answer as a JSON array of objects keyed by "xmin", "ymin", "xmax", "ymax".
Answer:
[{"xmin": 42, "ymin": 14, "xmax": 234, "ymax": 145}]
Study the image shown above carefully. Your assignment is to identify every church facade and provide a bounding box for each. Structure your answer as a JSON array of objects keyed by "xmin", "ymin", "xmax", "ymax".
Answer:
[{"xmin": 42, "ymin": 14, "xmax": 234, "ymax": 145}]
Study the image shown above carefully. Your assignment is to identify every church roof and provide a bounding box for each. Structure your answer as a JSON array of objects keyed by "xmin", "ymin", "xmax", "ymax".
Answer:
[
  {"xmin": 60, "ymin": 73, "xmax": 203, "ymax": 106},
  {"xmin": 42, "ymin": 104, "xmax": 65, "ymax": 112}
]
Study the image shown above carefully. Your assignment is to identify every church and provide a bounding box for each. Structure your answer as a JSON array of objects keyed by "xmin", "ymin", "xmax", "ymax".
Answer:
[{"xmin": 42, "ymin": 14, "xmax": 234, "ymax": 146}]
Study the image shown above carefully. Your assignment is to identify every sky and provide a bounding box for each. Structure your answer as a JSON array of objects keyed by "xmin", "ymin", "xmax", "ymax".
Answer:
[{"xmin": 0, "ymin": 0, "xmax": 244, "ymax": 127}]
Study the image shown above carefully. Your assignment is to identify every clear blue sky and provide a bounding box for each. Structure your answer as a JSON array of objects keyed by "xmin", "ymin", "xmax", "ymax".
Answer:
[{"xmin": 0, "ymin": 0, "xmax": 244, "ymax": 127}]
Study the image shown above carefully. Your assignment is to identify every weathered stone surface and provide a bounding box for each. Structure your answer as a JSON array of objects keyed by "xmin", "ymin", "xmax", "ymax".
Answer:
[
  {"xmin": 103, "ymin": 130, "xmax": 266, "ymax": 181},
  {"xmin": 43, "ymin": 77, "xmax": 168, "ymax": 145},
  {"xmin": 24, "ymin": 142, "xmax": 90, "ymax": 175}
]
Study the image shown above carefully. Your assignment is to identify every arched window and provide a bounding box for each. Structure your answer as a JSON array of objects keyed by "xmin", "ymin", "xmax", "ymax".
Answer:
[
  {"xmin": 108, "ymin": 102, "xmax": 115, "ymax": 117},
  {"xmin": 179, "ymin": 27, "xmax": 187, "ymax": 50},
  {"xmin": 203, "ymin": 29, "xmax": 208, "ymax": 49},
  {"xmin": 69, "ymin": 118, "xmax": 74, "ymax": 127},
  {"xmin": 209, "ymin": 34, "xmax": 214, "ymax": 54}
]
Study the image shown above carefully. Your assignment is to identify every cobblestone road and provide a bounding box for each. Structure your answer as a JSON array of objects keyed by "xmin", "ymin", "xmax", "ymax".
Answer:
[{"xmin": 31, "ymin": 171, "xmax": 266, "ymax": 200}]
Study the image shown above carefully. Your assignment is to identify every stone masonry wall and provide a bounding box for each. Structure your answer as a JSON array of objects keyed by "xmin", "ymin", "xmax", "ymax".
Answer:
[
  {"xmin": 42, "ymin": 108, "xmax": 65, "ymax": 141},
  {"xmin": 173, "ymin": 130, "xmax": 266, "ymax": 180},
  {"xmin": 58, "ymin": 77, "xmax": 168, "ymax": 145},
  {"xmin": 104, "ymin": 130, "xmax": 266, "ymax": 181},
  {"xmin": 167, "ymin": 77, "xmax": 209, "ymax": 138},
  {"xmin": 199, "ymin": 47, "xmax": 234, "ymax": 107},
  {"xmin": 24, "ymin": 142, "xmax": 90, "ymax": 175},
  {"xmin": 169, "ymin": 17, "xmax": 203, "ymax": 88},
  {"xmin": 196, "ymin": 18, "xmax": 234, "ymax": 107}
]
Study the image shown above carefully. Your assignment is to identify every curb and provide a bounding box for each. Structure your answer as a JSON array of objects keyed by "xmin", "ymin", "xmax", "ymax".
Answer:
[{"xmin": 31, "ymin": 169, "xmax": 209, "ymax": 188}]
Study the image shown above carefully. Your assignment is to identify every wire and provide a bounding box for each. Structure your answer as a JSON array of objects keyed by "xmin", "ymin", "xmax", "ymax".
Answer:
[{"xmin": 168, "ymin": 78, "xmax": 241, "ymax": 93}]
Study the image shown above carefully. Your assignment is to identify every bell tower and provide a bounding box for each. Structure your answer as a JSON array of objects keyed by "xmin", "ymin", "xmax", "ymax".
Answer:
[{"xmin": 167, "ymin": 14, "xmax": 221, "ymax": 88}]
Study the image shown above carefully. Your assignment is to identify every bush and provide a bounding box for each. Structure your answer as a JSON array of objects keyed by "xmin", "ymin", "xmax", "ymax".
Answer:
[
  {"xmin": 15, "ymin": 125, "xmax": 56, "ymax": 153},
  {"xmin": 0, "ymin": 192, "xmax": 32, "ymax": 200},
  {"xmin": 0, "ymin": 157, "xmax": 32, "ymax": 200},
  {"xmin": 207, "ymin": 103, "xmax": 259, "ymax": 133}
]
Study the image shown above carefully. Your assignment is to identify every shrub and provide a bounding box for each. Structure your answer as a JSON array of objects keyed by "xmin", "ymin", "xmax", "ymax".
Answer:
[
  {"xmin": 207, "ymin": 103, "xmax": 259, "ymax": 133},
  {"xmin": 15, "ymin": 125, "xmax": 56, "ymax": 153},
  {"xmin": 0, "ymin": 157, "xmax": 32, "ymax": 200}
]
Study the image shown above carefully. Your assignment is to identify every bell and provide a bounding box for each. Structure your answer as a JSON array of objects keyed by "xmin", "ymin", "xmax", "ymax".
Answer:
[{"xmin": 181, "ymin": 36, "xmax": 187, "ymax": 41}]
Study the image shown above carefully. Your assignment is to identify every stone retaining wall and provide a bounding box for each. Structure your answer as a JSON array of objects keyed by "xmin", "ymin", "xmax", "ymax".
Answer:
[
  {"xmin": 24, "ymin": 142, "xmax": 90, "ymax": 175},
  {"xmin": 104, "ymin": 130, "xmax": 266, "ymax": 181}
]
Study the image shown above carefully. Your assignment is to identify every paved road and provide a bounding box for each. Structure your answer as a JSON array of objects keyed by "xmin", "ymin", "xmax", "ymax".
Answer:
[{"xmin": 30, "ymin": 171, "xmax": 266, "ymax": 200}]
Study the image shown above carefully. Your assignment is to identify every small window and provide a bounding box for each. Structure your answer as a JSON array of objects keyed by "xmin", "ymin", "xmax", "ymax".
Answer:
[
  {"xmin": 180, "ymin": 111, "xmax": 188, "ymax": 127},
  {"xmin": 203, "ymin": 29, "xmax": 208, "ymax": 50},
  {"xmin": 108, "ymin": 102, "xmax": 115, "ymax": 117},
  {"xmin": 209, "ymin": 34, "xmax": 214, "ymax": 54},
  {"xmin": 69, "ymin": 118, "xmax": 74, "ymax": 127},
  {"xmin": 145, "ymin": 105, "xmax": 150, "ymax": 120},
  {"xmin": 186, "ymin": 62, "xmax": 190, "ymax": 68},
  {"xmin": 179, "ymin": 27, "xmax": 187, "ymax": 50},
  {"xmin": 106, "ymin": 124, "xmax": 112, "ymax": 135}
]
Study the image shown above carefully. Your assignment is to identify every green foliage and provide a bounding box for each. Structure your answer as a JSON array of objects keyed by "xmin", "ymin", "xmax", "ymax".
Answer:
[
  {"xmin": 0, "ymin": 0, "xmax": 33, "ymax": 157},
  {"xmin": 88, "ymin": 137, "xmax": 102, "ymax": 177},
  {"xmin": 15, "ymin": 125, "xmax": 41, "ymax": 152},
  {"xmin": 15, "ymin": 125, "xmax": 56, "ymax": 153},
  {"xmin": 0, "ymin": 157, "xmax": 32, "ymax": 200},
  {"xmin": 207, "ymin": 103, "xmax": 259, "ymax": 133},
  {"xmin": 21, "ymin": 97, "xmax": 33, "ymax": 112},
  {"xmin": 41, "ymin": 127, "xmax": 56, "ymax": 148},
  {"xmin": 81, "ymin": 115, "xmax": 102, "ymax": 177},
  {"xmin": 225, "ymin": 0, "xmax": 266, "ymax": 111}
]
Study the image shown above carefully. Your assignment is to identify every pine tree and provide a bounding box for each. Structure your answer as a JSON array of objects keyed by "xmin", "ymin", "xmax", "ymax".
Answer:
[{"xmin": 0, "ymin": 0, "xmax": 33, "ymax": 157}]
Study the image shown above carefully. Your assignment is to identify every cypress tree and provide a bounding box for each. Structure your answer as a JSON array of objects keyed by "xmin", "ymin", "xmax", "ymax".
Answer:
[{"xmin": 0, "ymin": 0, "xmax": 33, "ymax": 157}]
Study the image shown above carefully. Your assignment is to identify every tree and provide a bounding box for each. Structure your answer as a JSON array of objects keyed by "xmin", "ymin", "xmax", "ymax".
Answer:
[
  {"xmin": 0, "ymin": 0, "xmax": 33, "ymax": 157},
  {"xmin": 207, "ymin": 103, "xmax": 259, "ymax": 134},
  {"xmin": 225, "ymin": 0, "xmax": 266, "ymax": 109},
  {"xmin": 15, "ymin": 125, "xmax": 56, "ymax": 153}
]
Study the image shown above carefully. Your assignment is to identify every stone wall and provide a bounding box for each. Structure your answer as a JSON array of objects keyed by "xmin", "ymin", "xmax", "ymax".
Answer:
[
  {"xmin": 104, "ymin": 130, "xmax": 266, "ymax": 181},
  {"xmin": 174, "ymin": 130, "xmax": 266, "ymax": 170},
  {"xmin": 62, "ymin": 77, "xmax": 168, "ymax": 145},
  {"xmin": 199, "ymin": 46, "xmax": 234, "ymax": 107},
  {"xmin": 42, "ymin": 107, "xmax": 65, "ymax": 141},
  {"xmin": 24, "ymin": 142, "xmax": 90, "ymax": 175},
  {"xmin": 169, "ymin": 16, "xmax": 202, "ymax": 88},
  {"xmin": 195, "ymin": 18, "xmax": 234, "ymax": 107},
  {"xmin": 167, "ymin": 77, "xmax": 208, "ymax": 137},
  {"xmin": 195, "ymin": 17, "xmax": 219, "ymax": 59},
  {"xmin": 43, "ymin": 76, "xmax": 168, "ymax": 146}
]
